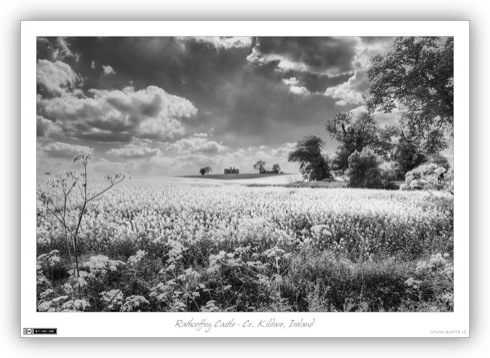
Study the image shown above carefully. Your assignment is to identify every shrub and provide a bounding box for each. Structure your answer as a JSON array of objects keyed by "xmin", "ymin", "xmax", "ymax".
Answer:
[
  {"xmin": 402, "ymin": 253, "xmax": 454, "ymax": 312},
  {"xmin": 378, "ymin": 161, "xmax": 396, "ymax": 179},
  {"xmin": 393, "ymin": 140, "xmax": 427, "ymax": 179},
  {"xmin": 288, "ymin": 251, "xmax": 424, "ymax": 312},
  {"xmin": 404, "ymin": 162, "xmax": 452, "ymax": 192},
  {"xmin": 305, "ymin": 156, "xmax": 332, "ymax": 182},
  {"xmin": 426, "ymin": 154, "xmax": 451, "ymax": 171},
  {"xmin": 348, "ymin": 148, "xmax": 382, "ymax": 188}
]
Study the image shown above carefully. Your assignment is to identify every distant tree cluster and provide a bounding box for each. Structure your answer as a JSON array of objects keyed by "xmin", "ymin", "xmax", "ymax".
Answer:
[
  {"xmin": 253, "ymin": 161, "xmax": 281, "ymax": 174},
  {"xmin": 199, "ymin": 167, "xmax": 212, "ymax": 176},
  {"xmin": 224, "ymin": 166, "xmax": 239, "ymax": 174},
  {"xmin": 253, "ymin": 161, "xmax": 266, "ymax": 173}
]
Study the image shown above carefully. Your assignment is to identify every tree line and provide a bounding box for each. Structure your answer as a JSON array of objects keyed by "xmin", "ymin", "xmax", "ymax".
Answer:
[
  {"xmin": 199, "ymin": 162, "xmax": 281, "ymax": 176},
  {"xmin": 288, "ymin": 37, "xmax": 453, "ymax": 189}
]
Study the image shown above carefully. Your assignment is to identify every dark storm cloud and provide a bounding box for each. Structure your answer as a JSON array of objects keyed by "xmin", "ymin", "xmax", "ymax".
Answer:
[
  {"xmin": 246, "ymin": 37, "xmax": 365, "ymax": 99},
  {"xmin": 67, "ymin": 37, "xmax": 253, "ymax": 104},
  {"xmin": 177, "ymin": 37, "xmax": 253, "ymax": 50},
  {"xmin": 64, "ymin": 37, "xmax": 311, "ymax": 146},
  {"xmin": 36, "ymin": 36, "xmax": 399, "ymax": 176},
  {"xmin": 50, "ymin": 36, "xmax": 358, "ymax": 148},
  {"xmin": 360, "ymin": 37, "xmax": 394, "ymax": 45},
  {"xmin": 209, "ymin": 71, "xmax": 340, "ymax": 148},
  {"xmin": 77, "ymin": 131, "xmax": 133, "ymax": 143},
  {"xmin": 284, "ymin": 71, "xmax": 353, "ymax": 94},
  {"xmin": 250, "ymin": 37, "xmax": 359, "ymax": 75},
  {"xmin": 67, "ymin": 37, "xmax": 186, "ymax": 92}
]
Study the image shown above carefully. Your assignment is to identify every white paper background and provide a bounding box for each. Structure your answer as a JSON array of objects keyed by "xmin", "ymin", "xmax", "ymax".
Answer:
[
  {"xmin": 20, "ymin": 20, "xmax": 469, "ymax": 338},
  {"xmin": 3, "ymin": 0, "xmax": 487, "ymax": 356}
]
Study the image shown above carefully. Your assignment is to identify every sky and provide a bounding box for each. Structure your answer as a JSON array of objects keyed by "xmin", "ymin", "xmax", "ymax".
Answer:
[{"xmin": 36, "ymin": 36, "xmax": 405, "ymax": 177}]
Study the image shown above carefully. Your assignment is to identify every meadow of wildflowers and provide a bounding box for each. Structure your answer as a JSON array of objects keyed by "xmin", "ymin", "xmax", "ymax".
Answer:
[{"xmin": 36, "ymin": 177, "xmax": 454, "ymax": 312}]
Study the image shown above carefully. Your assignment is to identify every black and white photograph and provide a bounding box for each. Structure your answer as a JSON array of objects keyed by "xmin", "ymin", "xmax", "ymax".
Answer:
[{"xmin": 21, "ymin": 20, "xmax": 469, "ymax": 338}]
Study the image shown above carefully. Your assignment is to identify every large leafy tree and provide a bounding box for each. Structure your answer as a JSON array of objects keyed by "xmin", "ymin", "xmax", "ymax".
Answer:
[
  {"xmin": 397, "ymin": 112, "xmax": 449, "ymax": 155},
  {"xmin": 392, "ymin": 138, "xmax": 427, "ymax": 177},
  {"xmin": 366, "ymin": 36, "xmax": 453, "ymax": 139},
  {"xmin": 348, "ymin": 148, "xmax": 383, "ymax": 188},
  {"xmin": 325, "ymin": 111, "xmax": 393, "ymax": 171},
  {"xmin": 288, "ymin": 135, "xmax": 332, "ymax": 181},
  {"xmin": 389, "ymin": 124, "xmax": 450, "ymax": 178}
]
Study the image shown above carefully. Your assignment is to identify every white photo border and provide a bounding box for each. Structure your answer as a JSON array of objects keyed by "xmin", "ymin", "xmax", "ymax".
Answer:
[{"xmin": 21, "ymin": 20, "xmax": 469, "ymax": 338}]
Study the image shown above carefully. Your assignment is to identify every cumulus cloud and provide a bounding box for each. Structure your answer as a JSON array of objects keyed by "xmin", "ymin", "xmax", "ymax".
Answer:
[
  {"xmin": 354, "ymin": 37, "xmax": 394, "ymax": 69},
  {"xmin": 40, "ymin": 141, "xmax": 93, "ymax": 159},
  {"xmin": 282, "ymin": 77, "xmax": 310, "ymax": 96},
  {"xmin": 348, "ymin": 104, "xmax": 401, "ymax": 126},
  {"xmin": 283, "ymin": 77, "xmax": 298, "ymax": 86},
  {"xmin": 247, "ymin": 37, "xmax": 393, "ymax": 103},
  {"xmin": 83, "ymin": 141, "xmax": 298, "ymax": 177},
  {"xmin": 36, "ymin": 36, "xmax": 402, "ymax": 177},
  {"xmin": 36, "ymin": 59, "xmax": 81, "ymax": 95},
  {"xmin": 178, "ymin": 37, "xmax": 252, "ymax": 49},
  {"xmin": 107, "ymin": 140, "xmax": 160, "ymax": 159},
  {"xmin": 55, "ymin": 37, "xmax": 76, "ymax": 60},
  {"xmin": 39, "ymin": 85, "xmax": 197, "ymax": 142},
  {"xmin": 36, "ymin": 116, "xmax": 62, "ymax": 138},
  {"xmin": 137, "ymin": 117, "xmax": 186, "ymax": 140},
  {"xmin": 246, "ymin": 37, "xmax": 370, "ymax": 100},
  {"xmin": 37, "ymin": 37, "xmax": 77, "ymax": 61},
  {"xmin": 247, "ymin": 46, "xmax": 310, "ymax": 74},
  {"xmin": 373, "ymin": 107, "xmax": 403, "ymax": 126},
  {"xmin": 324, "ymin": 71, "xmax": 369, "ymax": 106},
  {"xmin": 192, "ymin": 132, "xmax": 208, "ymax": 138},
  {"xmin": 167, "ymin": 134, "xmax": 227, "ymax": 154},
  {"xmin": 247, "ymin": 37, "xmax": 359, "ymax": 77},
  {"xmin": 102, "ymin": 65, "xmax": 116, "ymax": 75},
  {"xmin": 347, "ymin": 104, "xmax": 368, "ymax": 115},
  {"xmin": 319, "ymin": 37, "xmax": 392, "ymax": 106},
  {"xmin": 271, "ymin": 142, "xmax": 297, "ymax": 157}
]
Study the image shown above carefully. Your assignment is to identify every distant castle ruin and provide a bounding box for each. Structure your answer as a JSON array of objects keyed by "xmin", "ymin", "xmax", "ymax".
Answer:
[{"xmin": 224, "ymin": 166, "xmax": 239, "ymax": 174}]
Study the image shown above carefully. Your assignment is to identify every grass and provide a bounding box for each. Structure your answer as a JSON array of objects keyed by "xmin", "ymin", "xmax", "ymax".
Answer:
[
  {"xmin": 36, "ymin": 177, "xmax": 453, "ymax": 312},
  {"xmin": 181, "ymin": 173, "xmax": 349, "ymax": 188},
  {"xmin": 183, "ymin": 174, "xmax": 401, "ymax": 191},
  {"xmin": 284, "ymin": 180, "xmax": 347, "ymax": 189}
]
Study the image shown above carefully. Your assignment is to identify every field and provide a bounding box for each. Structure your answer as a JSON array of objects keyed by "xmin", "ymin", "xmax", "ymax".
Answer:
[
  {"xmin": 182, "ymin": 173, "xmax": 290, "ymax": 181},
  {"xmin": 183, "ymin": 174, "xmax": 350, "ymax": 188},
  {"xmin": 36, "ymin": 177, "xmax": 454, "ymax": 312}
]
